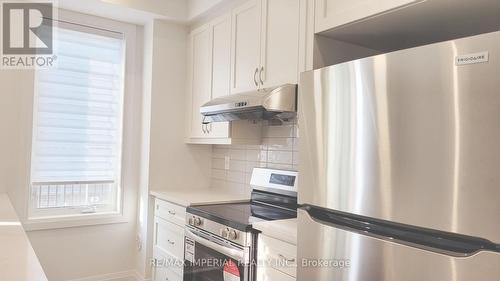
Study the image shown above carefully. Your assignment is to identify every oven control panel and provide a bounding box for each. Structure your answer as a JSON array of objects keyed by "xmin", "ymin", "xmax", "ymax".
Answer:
[
  {"xmin": 221, "ymin": 227, "xmax": 240, "ymax": 241},
  {"xmin": 185, "ymin": 213, "xmax": 252, "ymax": 247}
]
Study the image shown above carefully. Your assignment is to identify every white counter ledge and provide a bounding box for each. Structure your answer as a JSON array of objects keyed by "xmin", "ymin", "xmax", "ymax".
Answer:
[
  {"xmin": 150, "ymin": 188, "xmax": 251, "ymax": 207},
  {"xmin": 253, "ymin": 218, "xmax": 297, "ymax": 245},
  {"xmin": 0, "ymin": 194, "xmax": 47, "ymax": 281}
]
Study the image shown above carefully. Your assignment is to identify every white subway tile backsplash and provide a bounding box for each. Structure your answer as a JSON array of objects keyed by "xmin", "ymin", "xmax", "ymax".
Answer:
[
  {"xmin": 293, "ymin": 138, "xmax": 299, "ymax": 151},
  {"xmin": 211, "ymin": 178, "xmax": 228, "ymax": 189},
  {"xmin": 226, "ymin": 181, "xmax": 246, "ymax": 191},
  {"xmin": 264, "ymin": 137, "xmax": 294, "ymax": 151},
  {"xmin": 213, "ymin": 148, "xmax": 229, "ymax": 159},
  {"xmin": 267, "ymin": 150, "xmax": 293, "ymax": 164},
  {"xmin": 212, "ymin": 169, "xmax": 226, "ymax": 180},
  {"xmin": 229, "ymin": 149, "xmax": 246, "ymax": 160},
  {"xmin": 210, "ymin": 119, "xmax": 299, "ymax": 189},
  {"xmin": 267, "ymin": 163, "xmax": 294, "ymax": 170},
  {"xmin": 263, "ymin": 124, "xmax": 295, "ymax": 138},
  {"xmin": 245, "ymin": 161, "xmax": 265, "ymax": 174},
  {"xmin": 293, "ymin": 151, "xmax": 299, "ymax": 165},
  {"xmin": 245, "ymin": 150, "xmax": 262, "ymax": 162},
  {"xmin": 212, "ymin": 158, "xmax": 226, "ymax": 170},
  {"xmin": 227, "ymin": 171, "xmax": 246, "ymax": 183},
  {"xmin": 229, "ymin": 160, "xmax": 246, "ymax": 172}
]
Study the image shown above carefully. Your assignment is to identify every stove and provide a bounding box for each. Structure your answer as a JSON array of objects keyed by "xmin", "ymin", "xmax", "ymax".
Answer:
[{"xmin": 183, "ymin": 168, "xmax": 298, "ymax": 281}]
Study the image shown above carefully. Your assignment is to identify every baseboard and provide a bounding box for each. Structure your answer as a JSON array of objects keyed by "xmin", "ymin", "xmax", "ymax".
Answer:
[{"xmin": 68, "ymin": 270, "xmax": 150, "ymax": 281}]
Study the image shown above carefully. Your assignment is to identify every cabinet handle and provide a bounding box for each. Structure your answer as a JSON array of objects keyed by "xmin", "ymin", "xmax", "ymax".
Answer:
[
  {"xmin": 168, "ymin": 210, "xmax": 176, "ymax": 215},
  {"xmin": 278, "ymin": 254, "xmax": 295, "ymax": 263},
  {"xmin": 168, "ymin": 240, "xmax": 175, "ymax": 245},
  {"xmin": 259, "ymin": 66, "xmax": 264, "ymax": 85},
  {"xmin": 253, "ymin": 68, "xmax": 259, "ymax": 87}
]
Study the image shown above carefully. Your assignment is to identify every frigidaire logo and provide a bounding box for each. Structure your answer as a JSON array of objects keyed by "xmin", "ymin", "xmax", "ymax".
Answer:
[
  {"xmin": 1, "ymin": 1, "xmax": 57, "ymax": 68},
  {"xmin": 455, "ymin": 51, "xmax": 489, "ymax": 66}
]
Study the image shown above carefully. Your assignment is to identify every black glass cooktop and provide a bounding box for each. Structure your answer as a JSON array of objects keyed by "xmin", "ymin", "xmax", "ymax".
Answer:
[
  {"xmin": 187, "ymin": 190, "xmax": 298, "ymax": 232},
  {"xmin": 187, "ymin": 202, "xmax": 296, "ymax": 231}
]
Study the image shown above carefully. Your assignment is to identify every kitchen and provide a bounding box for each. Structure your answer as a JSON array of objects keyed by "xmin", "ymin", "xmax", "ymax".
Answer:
[{"xmin": 0, "ymin": 0, "xmax": 500, "ymax": 281}]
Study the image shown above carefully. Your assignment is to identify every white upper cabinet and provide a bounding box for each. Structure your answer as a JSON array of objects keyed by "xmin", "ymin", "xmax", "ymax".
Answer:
[
  {"xmin": 315, "ymin": 0, "xmax": 420, "ymax": 33},
  {"xmin": 231, "ymin": 0, "xmax": 304, "ymax": 92},
  {"xmin": 188, "ymin": 25, "xmax": 212, "ymax": 139},
  {"xmin": 211, "ymin": 15, "xmax": 232, "ymax": 99},
  {"xmin": 259, "ymin": 0, "xmax": 301, "ymax": 87},
  {"xmin": 208, "ymin": 15, "xmax": 232, "ymax": 139},
  {"xmin": 186, "ymin": 15, "xmax": 262, "ymax": 144},
  {"xmin": 185, "ymin": 0, "xmax": 306, "ymax": 144},
  {"xmin": 231, "ymin": 0, "xmax": 262, "ymax": 94}
]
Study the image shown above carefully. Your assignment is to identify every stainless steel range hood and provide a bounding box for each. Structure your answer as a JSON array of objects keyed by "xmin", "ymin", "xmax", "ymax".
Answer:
[{"xmin": 200, "ymin": 84, "xmax": 297, "ymax": 123}]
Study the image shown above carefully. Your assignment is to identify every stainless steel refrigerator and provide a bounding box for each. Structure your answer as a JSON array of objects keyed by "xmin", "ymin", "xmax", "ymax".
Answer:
[{"xmin": 298, "ymin": 31, "xmax": 500, "ymax": 281}]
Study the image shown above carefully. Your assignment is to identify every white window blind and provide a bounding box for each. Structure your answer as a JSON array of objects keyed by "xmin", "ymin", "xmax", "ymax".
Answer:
[{"xmin": 30, "ymin": 24, "xmax": 125, "ymax": 217}]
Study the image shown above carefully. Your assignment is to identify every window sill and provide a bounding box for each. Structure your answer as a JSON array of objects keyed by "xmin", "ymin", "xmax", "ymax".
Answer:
[{"xmin": 23, "ymin": 212, "xmax": 128, "ymax": 231}]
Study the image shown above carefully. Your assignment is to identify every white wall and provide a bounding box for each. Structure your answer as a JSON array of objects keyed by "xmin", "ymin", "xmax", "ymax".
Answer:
[
  {"xmin": 0, "ymin": 69, "xmax": 34, "ymax": 200},
  {"xmin": 135, "ymin": 19, "xmax": 212, "ymax": 280}
]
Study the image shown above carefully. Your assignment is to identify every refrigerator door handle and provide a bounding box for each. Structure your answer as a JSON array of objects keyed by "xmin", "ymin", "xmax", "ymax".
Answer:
[{"xmin": 302, "ymin": 205, "xmax": 500, "ymax": 257}]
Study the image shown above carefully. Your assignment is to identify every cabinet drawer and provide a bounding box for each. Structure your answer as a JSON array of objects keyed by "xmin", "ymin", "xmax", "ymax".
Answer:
[
  {"xmin": 165, "ymin": 269, "xmax": 183, "ymax": 281},
  {"xmin": 257, "ymin": 266, "xmax": 295, "ymax": 281},
  {"xmin": 155, "ymin": 199, "xmax": 186, "ymax": 227},
  {"xmin": 154, "ymin": 217, "xmax": 185, "ymax": 260},
  {"xmin": 153, "ymin": 245, "xmax": 184, "ymax": 278},
  {"xmin": 258, "ymin": 235, "xmax": 297, "ymax": 277},
  {"xmin": 153, "ymin": 246, "xmax": 184, "ymax": 280}
]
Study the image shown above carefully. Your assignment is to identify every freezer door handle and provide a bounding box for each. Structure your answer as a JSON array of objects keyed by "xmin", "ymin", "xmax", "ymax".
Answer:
[{"xmin": 302, "ymin": 205, "xmax": 500, "ymax": 257}]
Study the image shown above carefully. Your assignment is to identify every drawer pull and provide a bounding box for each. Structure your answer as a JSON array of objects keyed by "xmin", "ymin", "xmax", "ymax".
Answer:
[
  {"xmin": 168, "ymin": 210, "xmax": 176, "ymax": 215},
  {"xmin": 168, "ymin": 239, "xmax": 175, "ymax": 245},
  {"xmin": 278, "ymin": 254, "xmax": 295, "ymax": 263}
]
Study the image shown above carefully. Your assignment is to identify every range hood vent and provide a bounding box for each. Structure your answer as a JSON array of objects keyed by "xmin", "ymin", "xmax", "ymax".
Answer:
[{"xmin": 200, "ymin": 84, "xmax": 297, "ymax": 123}]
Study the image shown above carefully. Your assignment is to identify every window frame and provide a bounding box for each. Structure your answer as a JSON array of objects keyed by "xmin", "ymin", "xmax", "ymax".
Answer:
[
  {"xmin": 23, "ymin": 9, "xmax": 139, "ymax": 230},
  {"xmin": 29, "ymin": 23, "xmax": 126, "ymax": 219}
]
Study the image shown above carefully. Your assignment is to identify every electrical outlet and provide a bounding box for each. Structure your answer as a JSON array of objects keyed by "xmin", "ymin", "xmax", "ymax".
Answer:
[{"xmin": 224, "ymin": 156, "xmax": 230, "ymax": 170}]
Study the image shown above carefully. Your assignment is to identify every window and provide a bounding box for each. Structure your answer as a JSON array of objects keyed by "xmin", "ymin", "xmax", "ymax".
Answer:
[{"xmin": 29, "ymin": 22, "xmax": 126, "ymax": 219}]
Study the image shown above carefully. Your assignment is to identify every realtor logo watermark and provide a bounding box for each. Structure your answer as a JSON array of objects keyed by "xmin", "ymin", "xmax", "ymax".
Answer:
[{"xmin": 1, "ymin": 1, "xmax": 57, "ymax": 68}]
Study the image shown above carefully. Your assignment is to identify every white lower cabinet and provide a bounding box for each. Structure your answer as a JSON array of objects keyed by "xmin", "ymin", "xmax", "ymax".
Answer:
[
  {"xmin": 153, "ymin": 247, "xmax": 184, "ymax": 281},
  {"xmin": 153, "ymin": 199, "xmax": 186, "ymax": 281},
  {"xmin": 257, "ymin": 234, "xmax": 297, "ymax": 281},
  {"xmin": 257, "ymin": 266, "xmax": 296, "ymax": 281}
]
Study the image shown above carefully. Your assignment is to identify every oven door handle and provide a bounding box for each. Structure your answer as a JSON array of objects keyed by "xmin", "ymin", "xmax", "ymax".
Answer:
[{"xmin": 185, "ymin": 228, "xmax": 245, "ymax": 261}]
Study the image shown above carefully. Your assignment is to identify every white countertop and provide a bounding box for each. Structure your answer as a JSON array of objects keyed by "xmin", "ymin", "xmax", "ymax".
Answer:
[
  {"xmin": 0, "ymin": 194, "xmax": 47, "ymax": 281},
  {"xmin": 253, "ymin": 218, "xmax": 297, "ymax": 245},
  {"xmin": 150, "ymin": 188, "xmax": 251, "ymax": 207}
]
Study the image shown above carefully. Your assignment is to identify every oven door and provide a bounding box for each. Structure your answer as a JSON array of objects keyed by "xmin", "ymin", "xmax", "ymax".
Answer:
[{"xmin": 184, "ymin": 227, "xmax": 252, "ymax": 281}]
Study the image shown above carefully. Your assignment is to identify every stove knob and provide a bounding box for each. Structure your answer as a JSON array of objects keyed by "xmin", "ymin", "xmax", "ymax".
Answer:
[
  {"xmin": 194, "ymin": 217, "xmax": 203, "ymax": 226},
  {"xmin": 228, "ymin": 230, "xmax": 238, "ymax": 240},
  {"xmin": 221, "ymin": 228, "xmax": 230, "ymax": 238}
]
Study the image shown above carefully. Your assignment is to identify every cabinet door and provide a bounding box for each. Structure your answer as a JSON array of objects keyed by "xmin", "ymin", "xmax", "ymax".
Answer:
[
  {"xmin": 257, "ymin": 267, "xmax": 296, "ymax": 281},
  {"xmin": 231, "ymin": 0, "xmax": 262, "ymax": 94},
  {"xmin": 315, "ymin": 0, "xmax": 419, "ymax": 33},
  {"xmin": 154, "ymin": 217, "xmax": 185, "ymax": 259},
  {"xmin": 260, "ymin": 0, "xmax": 301, "ymax": 88},
  {"xmin": 208, "ymin": 15, "xmax": 231, "ymax": 138},
  {"xmin": 189, "ymin": 25, "xmax": 212, "ymax": 138}
]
